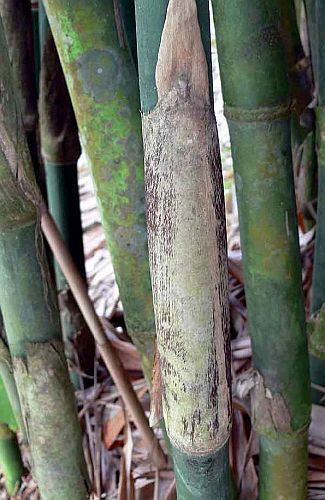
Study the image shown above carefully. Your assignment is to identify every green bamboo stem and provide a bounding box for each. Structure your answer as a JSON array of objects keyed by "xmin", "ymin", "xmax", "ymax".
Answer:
[
  {"xmin": 305, "ymin": 0, "xmax": 318, "ymax": 84},
  {"xmin": 277, "ymin": 0, "xmax": 311, "ymax": 117},
  {"xmin": 295, "ymin": 0, "xmax": 304, "ymax": 25},
  {"xmin": 0, "ymin": 17, "xmax": 89, "ymax": 499},
  {"xmin": 31, "ymin": 0, "xmax": 41, "ymax": 89},
  {"xmin": 277, "ymin": 0, "xmax": 317, "ymax": 231},
  {"xmin": 0, "ymin": 377, "xmax": 17, "ymax": 435},
  {"xmin": 38, "ymin": 0, "xmax": 48, "ymax": 57},
  {"xmin": 299, "ymin": 130, "xmax": 317, "ymax": 230},
  {"xmin": 0, "ymin": 338, "xmax": 25, "ymax": 439},
  {"xmin": 307, "ymin": 0, "xmax": 325, "ymax": 402},
  {"xmin": 119, "ymin": 0, "xmax": 138, "ymax": 68},
  {"xmin": 38, "ymin": 6, "xmax": 93, "ymax": 385},
  {"xmin": 134, "ymin": 0, "xmax": 213, "ymax": 113},
  {"xmin": 39, "ymin": 9, "xmax": 84, "ymax": 289},
  {"xmin": 0, "ymin": 313, "xmax": 24, "ymax": 496},
  {"xmin": 43, "ymin": 0, "xmax": 156, "ymax": 383},
  {"xmin": 0, "ymin": 422, "xmax": 23, "ymax": 495},
  {"xmin": 134, "ymin": 0, "xmax": 232, "ymax": 497},
  {"xmin": 212, "ymin": 1, "xmax": 310, "ymax": 498},
  {"xmin": 0, "ymin": 355, "xmax": 24, "ymax": 496},
  {"xmin": 44, "ymin": 165, "xmax": 84, "ymax": 286}
]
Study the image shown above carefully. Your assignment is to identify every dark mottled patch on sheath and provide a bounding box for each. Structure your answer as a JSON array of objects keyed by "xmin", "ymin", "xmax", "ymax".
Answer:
[
  {"xmin": 189, "ymin": 408, "xmax": 202, "ymax": 444},
  {"xmin": 76, "ymin": 48, "xmax": 121, "ymax": 103},
  {"xmin": 207, "ymin": 317, "xmax": 219, "ymax": 412},
  {"xmin": 144, "ymin": 113, "xmax": 177, "ymax": 259},
  {"xmin": 242, "ymin": 24, "xmax": 281, "ymax": 62},
  {"xmin": 259, "ymin": 25, "xmax": 280, "ymax": 48},
  {"xmin": 209, "ymin": 123, "xmax": 232, "ymax": 405},
  {"xmin": 159, "ymin": 356, "xmax": 178, "ymax": 380}
]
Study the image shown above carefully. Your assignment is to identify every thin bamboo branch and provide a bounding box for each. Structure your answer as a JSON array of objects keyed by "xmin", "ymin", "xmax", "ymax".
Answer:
[{"xmin": 40, "ymin": 208, "xmax": 166, "ymax": 469}]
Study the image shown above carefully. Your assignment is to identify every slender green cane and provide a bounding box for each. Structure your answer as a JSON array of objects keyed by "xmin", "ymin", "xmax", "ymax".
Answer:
[
  {"xmin": 305, "ymin": 0, "xmax": 318, "ymax": 83},
  {"xmin": 0, "ymin": 337, "xmax": 25, "ymax": 439},
  {"xmin": 31, "ymin": 0, "xmax": 41, "ymax": 89},
  {"xmin": 39, "ymin": 4, "xmax": 84, "ymax": 287},
  {"xmin": 277, "ymin": 0, "xmax": 311, "ymax": 116},
  {"xmin": 212, "ymin": 0, "xmax": 311, "ymax": 498},
  {"xmin": 0, "ymin": 354, "xmax": 23, "ymax": 496},
  {"xmin": 134, "ymin": 0, "xmax": 232, "ymax": 497},
  {"xmin": 0, "ymin": 313, "xmax": 24, "ymax": 496},
  {"xmin": 0, "ymin": 16, "xmax": 89, "ymax": 499},
  {"xmin": 299, "ymin": 130, "xmax": 317, "ymax": 230},
  {"xmin": 119, "ymin": 0, "xmax": 138, "ymax": 68},
  {"xmin": 0, "ymin": 422, "xmax": 23, "ymax": 496},
  {"xmin": 277, "ymin": 0, "xmax": 316, "ymax": 231},
  {"xmin": 42, "ymin": 0, "xmax": 156, "ymax": 382},
  {"xmin": 306, "ymin": 0, "xmax": 325, "ymax": 402},
  {"xmin": 38, "ymin": 5, "xmax": 94, "ymax": 385}
]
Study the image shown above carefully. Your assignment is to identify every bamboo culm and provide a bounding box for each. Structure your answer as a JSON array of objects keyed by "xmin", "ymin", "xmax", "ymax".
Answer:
[
  {"xmin": 0, "ymin": 337, "xmax": 24, "ymax": 496},
  {"xmin": 38, "ymin": 3, "xmax": 95, "ymax": 385},
  {"xmin": 305, "ymin": 0, "xmax": 325, "ymax": 404},
  {"xmin": 212, "ymin": 0, "xmax": 311, "ymax": 497},
  {"xmin": 0, "ymin": 422, "xmax": 23, "ymax": 495},
  {"xmin": 277, "ymin": 0, "xmax": 316, "ymax": 232},
  {"xmin": 0, "ymin": 16, "xmax": 89, "ymax": 499},
  {"xmin": 134, "ymin": 0, "xmax": 232, "ymax": 497}
]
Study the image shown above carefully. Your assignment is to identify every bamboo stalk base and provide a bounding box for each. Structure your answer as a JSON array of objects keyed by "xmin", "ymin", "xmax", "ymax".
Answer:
[
  {"xmin": 259, "ymin": 432, "xmax": 308, "ymax": 499},
  {"xmin": 0, "ymin": 424, "xmax": 23, "ymax": 496},
  {"xmin": 171, "ymin": 442, "xmax": 231, "ymax": 499}
]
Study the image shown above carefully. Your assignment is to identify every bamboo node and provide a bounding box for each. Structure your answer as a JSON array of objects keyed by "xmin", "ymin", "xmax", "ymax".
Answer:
[
  {"xmin": 224, "ymin": 101, "xmax": 292, "ymax": 123},
  {"xmin": 235, "ymin": 369, "xmax": 296, "ymax": 436}
]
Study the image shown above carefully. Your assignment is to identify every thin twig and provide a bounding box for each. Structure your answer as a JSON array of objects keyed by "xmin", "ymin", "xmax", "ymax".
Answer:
[{"xmin": 41, "ymin": 208, "xmax": 166, "ymax": 469}]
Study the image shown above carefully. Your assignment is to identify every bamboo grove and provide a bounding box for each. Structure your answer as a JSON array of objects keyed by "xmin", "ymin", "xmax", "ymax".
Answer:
[{"xmin": 0, "ymin": 0, "xmax": 322, "ymax": 498}]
